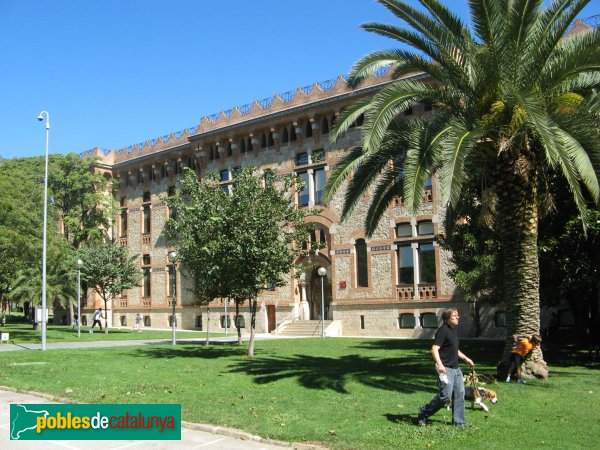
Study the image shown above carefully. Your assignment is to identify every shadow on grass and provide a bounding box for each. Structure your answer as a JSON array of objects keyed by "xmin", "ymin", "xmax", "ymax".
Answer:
[
  {"xmin": 132, "ymin": 343, "xmax": 247, "ymax": 360},
  {"xmin": 228, "ymin": 353, "xmax": 435, "ymax": 394}
]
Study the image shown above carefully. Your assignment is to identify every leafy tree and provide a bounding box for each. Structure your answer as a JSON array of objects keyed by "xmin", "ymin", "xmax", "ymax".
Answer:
[
  {"xmin": 49, "ymin": 153, "xmax": 116, "ymax": 249},
  {"xmin": 324, "ymin": 0, "xmax": 600, "ymax": 378},
  {"xmin": 166, "ymin": 168, "xmax": 313, "ymax": 357},
  {"xmin": 79, "ymin": 241, "xmax": 142, "ymax": 333}
]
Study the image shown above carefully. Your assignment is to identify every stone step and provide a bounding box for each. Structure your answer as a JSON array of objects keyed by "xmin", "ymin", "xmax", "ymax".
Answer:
[{"xmin": 276, "ymin": 320, "xmax": 332, "ymax": 337}]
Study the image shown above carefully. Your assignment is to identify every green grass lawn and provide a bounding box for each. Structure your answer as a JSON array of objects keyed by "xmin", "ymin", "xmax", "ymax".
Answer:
[
  {"xmin": 0, "ymin": 338, "xmax": 598, "ymax": 449},
  {"xmin": 0, "ymin": 320, "xmax": 225, "ymax": 343}
]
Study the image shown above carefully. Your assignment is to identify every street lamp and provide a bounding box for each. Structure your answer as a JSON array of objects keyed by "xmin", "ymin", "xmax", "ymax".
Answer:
[
  {"xmin": 77, "ymin": 259, "xmax": 83, "ymax": 338},
  {"xmin": 317, "ymin": 266, "xmax": 327, "ymax": 338},
  {"xmin": 37, "ymin": 111, "xmax": 50, "ymax": 351},
  {"xmin": 168, "ymin": 251, "xmax": 177, "ymax": 345}
]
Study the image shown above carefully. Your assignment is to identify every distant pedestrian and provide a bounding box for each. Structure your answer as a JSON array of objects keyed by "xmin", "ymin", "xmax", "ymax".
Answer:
[
  {"xmin": 72, "ymin": 313, "xmax": 79, "ymax": 330},
  {"xmin": 506, "ymin": 335, "xmax": 542, "ymax": 383},
  {"xmin": 417, "ymin": 308, "xmax": 474, "ymax": 427},
  {"xmin": 90, "ymin": 308, "xmax": 104, "ymax": 333},
  {"xmin": 133, "ymin": 313, "xmax": 142, "ymax": 332}
]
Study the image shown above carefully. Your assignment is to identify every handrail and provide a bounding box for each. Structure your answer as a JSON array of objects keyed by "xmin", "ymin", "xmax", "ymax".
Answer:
[{"xmin": 274, "ymin": 309, "xmax": 297, "ymax": 335}]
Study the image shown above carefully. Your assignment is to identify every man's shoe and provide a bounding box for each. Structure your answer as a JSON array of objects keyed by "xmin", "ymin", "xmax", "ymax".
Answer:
[
  {"xmin": 505, "ymin": 377, "xmax": 511, "ymax": 382},
  {"xmin": 417, "ymin": 418, "xmax": 431, "ymax": 426}
]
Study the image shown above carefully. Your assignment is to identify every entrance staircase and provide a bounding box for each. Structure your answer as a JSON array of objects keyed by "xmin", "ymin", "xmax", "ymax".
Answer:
[{"xmin": 276, "ymin": 320, "xmax": 333, "ymax": 337}]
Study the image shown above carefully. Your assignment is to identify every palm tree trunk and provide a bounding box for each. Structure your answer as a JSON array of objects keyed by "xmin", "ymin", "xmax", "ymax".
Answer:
[{"xmin": 495, "ymin": 153, "xmax": 548, "ymax": 379}]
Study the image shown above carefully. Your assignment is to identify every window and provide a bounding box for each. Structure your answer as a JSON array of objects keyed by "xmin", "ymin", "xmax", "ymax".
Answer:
[
  {"xmin": 143, "ymin": 191, "xmax": 151, "ymax": 203},
  {"xmin": 220, "ymin": 315, "xmax": 232, "ymax": 328},
  {"xmin": 169, "ymin": 315, "xmax": 176, "ymax": 327},
  {"xmin": 143, "ymin": 205, "xmax": 151, "ymax": 234},
  {"xmin": 296, "ymin": 152, "xmax": 309, "ymax": 165},
  {"xmin": 305, "ymin": 122, "xmax": 312, "ymax": 138},
  {"xmin": 267, "ymin": 281, "xmax": 276, "ymax": 291},
  {"xmin": 322, "ymin": 117, "xmax": 329, "ymax": 134},
  {"xmin": 268, "ymin": 131, "xmax": 274, "ymax": 147},
  {"xmin": 144, "ymin": 316, "xmax": 151, "ymax": 327},
  {"xmin": 168, "ymin": 186, "xmax": 176, "ymax": 197},
  {"xmin": 494, "ymin": 311, "xmax": 506, "ymax": 327},
  {"xmin": 396, "ymin": 223, "xmax": 412, "ymax": 238},
  {"xmin": 142, "ymin": 254, "xmax": 151, "ymax": 265},
  {"xmin": 220, "ymin": 169, "xmax": 230, "ymax": 182},
  {"xmin": 120, "ymin": 209, "xmax": 128, "ymax": 237},
  {"xmin": 195, "ymin": 315, "xmax": 203, "ymax": 330},
  {"xmin": 240, "ymin": 138, "xmax": 246, "ymax": 153},
  {"xmin": 282, "ymin": 127, "xmax": 289, "ymax": 144},
  {"xmin": 419, "ymin": 243, "xmax": 436, "ymax": 283},
  {"xmin": 209, "ymin": 146, "xmax": 215, "ymax": 160},
  {"xmin": 143, "ymin": 268, "xmax": 151, "ymax": 298},
  {"xmin": 227, "ymin": 142, "xmax": 233, "ymax": 156},
  {"xmin": 81, "ymin": 316, "xmax": 88, "ymax": 326},
  {"xmin": 120, "ymin": 197, "xmax": 126, "ymax": 207},
  {"xmin": 399, "ymin": 313, "xmax": 416, "ymax": 329},
  {"xmin": 314, "ymin": 168, "xmax": 325, "ymax": 204},
  {"xmin": 355, "ymin": 239, "xmax": 369, "ymax": 287},
  {"xmin": 246, "ymin": 137, "xmax": 253, "ymax": 152},
  {"xmin": 120, "ymin": 316, "xmax": 127, "ymax": 326},
  {"xmin": 297, "ymin": 172, "xmax": 310, "ymax": 207},
  {"xmin": 235, "ymin": 315, "xmax": 245, "ymax": 328},
  {"xmin": 421, "ymin": 313, "xmax": 438, "ymax": 328},
  {"xmin": 290, "ymin": 126, "xmax": 297, "ymax": 141},
  {"xmin": 360, "ymin": 315, "xmax": 365, "ymax": 329},
  {"xmin": 398, "ymin": 245, "xmax": 414, "ymax": 284},
  {"xmin": 261, "ymin": 133, "xmax": 267, "ymax": 149},
  {"xmin": 418, "ymin": 221, "xmax": 434, "ymax": 235}
]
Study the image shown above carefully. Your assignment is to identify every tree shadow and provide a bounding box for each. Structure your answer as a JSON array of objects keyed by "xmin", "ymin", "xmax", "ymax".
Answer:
[
  {"xmin": 228, "ymin": 353, "xmax": 434, "ymax": 394},
  {"xmin": 131, "ymin": 343, "xmax": 247, "ymax": 360}
]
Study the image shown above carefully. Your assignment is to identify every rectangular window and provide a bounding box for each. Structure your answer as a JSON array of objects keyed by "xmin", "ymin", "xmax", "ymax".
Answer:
[
  {"xmin": 120, "ymin": 316, "xmax": 127, "ymax": 326},
  {"xmin": 399, "ymin": 313, "xmax": 416, "ymax": 329},
  {"xmin": 398, "ymin": 245, "xmax": 414, "ymax": 284},
  {"xmin": 142, "ymin": 254, "xmax": 151, "ymax": 265},
  {"xmin": 143, "ymin": 205, "xmax": 151, "ymax": 234},
  {"xmin": 144, "ymin": 315, "xmax": 151, "ymax": 327},
  {"xmin": 235, "ymin": 315, "xmax": 245, "ymax": 328},
  {"xmin": 360, "ymin": 315, "xmax": 365, "ymax": 329},
  {"xmin": 417, "ymin": 221, "xmax": 434, "ymax": 235},
  {"xmin": 195, "ymin": 315, "xmax": 203, "ymax": 330},
  {"xmin": 297, "ymin": 172, "xmax": 309, "ymax": 207},
  {"xmin": 355, "ymin": 239, "xmax": 369, "ymax": 287},
  {"xmin": 220, "ymin": 315, "xmax": 232, "ymax": 328},
  {"xmin": 418, "ymin": 243, "xmax": 436, "ymax": 283},
  {"xmin": 421, "ymin": 313, "xmax": 438, "ymax": 328},
  {"xmin": 494, "ymin": 311, "xmax": 506, "ymax": 328},
  {"xmin": 314, "ymin": 168, "xmax": 326, "ymax": 204},
  {"xmin": 168, "ymin": 186, "xmax": 176, "ymax": 197},
  {"xmin": 120, "ymin": 210, "xmax": 128, "ymax": 237},
  {"xmin": 143, "ymin": 268, "xmax": 151, "ymax": 298},
  {"xmin": 296, "ymin": 152, "xmax": 309, "ymax": 165},
  {"xmin": 220, "ymin": 169, "xmax": 230, "ymax": 181},
  {"xmin": 396, "ymin": 223, "xmax": 412, "ymax": 238}
]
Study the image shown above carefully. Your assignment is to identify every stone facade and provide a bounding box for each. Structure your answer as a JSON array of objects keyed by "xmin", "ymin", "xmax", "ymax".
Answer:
[{"xmin": 79, "ymin": 69, "xmax": 505, "ymax": 339}]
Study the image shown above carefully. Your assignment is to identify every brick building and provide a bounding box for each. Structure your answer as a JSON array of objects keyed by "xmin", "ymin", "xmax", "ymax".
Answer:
[{"xmin": 80, "ymin": 68, "xmax": 505, "ymax": 338}]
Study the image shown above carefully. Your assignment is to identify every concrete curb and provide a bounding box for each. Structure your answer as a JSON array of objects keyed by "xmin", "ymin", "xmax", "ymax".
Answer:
[{"xmin": 1, "ymin": 385, "xmax": 328, "ymax": 450}]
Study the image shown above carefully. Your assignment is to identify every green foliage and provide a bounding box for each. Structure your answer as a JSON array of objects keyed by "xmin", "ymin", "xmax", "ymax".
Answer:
[
  {"xmin": 165, "ymin": 167, "xmax": 314, "ymax": 353},
  {"xmin": 79, "ymin": 241, "xmax": 142, "ymax": 331},
  {"xmin": 49, "ymin": 153, "xmax": 116, "ymax": 249}
]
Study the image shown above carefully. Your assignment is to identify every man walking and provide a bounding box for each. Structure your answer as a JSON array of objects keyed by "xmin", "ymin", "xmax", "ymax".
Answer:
[
  {"xmin": 90, "ymin": 307, "xmax": 104, "ymax": 333},
  {"xmin": 417, "ymin": 308, "xmax": 474, "ymax": 427}
]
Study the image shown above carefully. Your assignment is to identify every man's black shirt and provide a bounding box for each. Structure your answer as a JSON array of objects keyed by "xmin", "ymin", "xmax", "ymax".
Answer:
[{"xmin": 434, "ymin": 323, "xmax": 459, "ymax": 368}]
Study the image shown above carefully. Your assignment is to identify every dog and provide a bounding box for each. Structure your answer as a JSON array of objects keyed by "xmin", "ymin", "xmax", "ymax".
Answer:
[{"xmin": 465, "ymin": 387, "xmax": 498, "ymax": 412}]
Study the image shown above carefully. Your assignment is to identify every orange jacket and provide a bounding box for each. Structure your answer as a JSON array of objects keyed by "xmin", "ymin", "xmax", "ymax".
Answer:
[{"xmin": 514, "ymin": 338, "xmax": 536, "ymax": 358}]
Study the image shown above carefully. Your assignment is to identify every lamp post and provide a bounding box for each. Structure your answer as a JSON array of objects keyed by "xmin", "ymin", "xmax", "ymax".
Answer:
[
  {"xmin": 317, "ymin": 266, "xmax": 327, "ymax": 338},
  {"xmin": 37, "ymin": 111, "xmax": 50, "ymax": 351},
  {"xmin": 168, "ymin": 251, "xmax": 177, "ymax": 345},
  {"xmin": 77, "ymin": 259, "xmax": 83, "ymax": 338}
]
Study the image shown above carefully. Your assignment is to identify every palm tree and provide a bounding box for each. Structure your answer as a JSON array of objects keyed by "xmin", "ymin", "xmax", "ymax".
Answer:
[{"xmin": 324, "ymin": 0, "xmax": 600, "ymax": 378}]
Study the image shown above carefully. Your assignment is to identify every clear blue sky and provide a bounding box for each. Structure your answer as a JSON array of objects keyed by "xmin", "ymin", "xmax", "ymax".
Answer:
[{"xmin": 0, "ymin": 0, "xmax": 596, "ymax": 159}]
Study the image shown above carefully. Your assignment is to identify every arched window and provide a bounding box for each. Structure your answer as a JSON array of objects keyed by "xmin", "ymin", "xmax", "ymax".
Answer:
[
  {"xmin": 290, "ymin": 126, "xmax": 297, "ymax": 142},
  {"xmin": 396, "ymin": 223, "xmax": 412, "ymax": 238},
  {"xmin": 420, "ymin": 313, "xmax": 438, "ymax": 328},
  {"xmin": 399, "ymin": 313, "xmax": 416, "ymax": 329},
  {"xmin": 247, "ymin": 137, "xmax": 253, "ymax": 152},
  {"xmin": 305, "ymin": 122, "xmax": 312, "ymax": 138},
  {"xmin": 261, "ymin": 133, "xmax": 267, "ymax": 149},
  {"xmin": 417, "ymin": 220, "xmax": 434, "ymax": 235},
  {"xmin": 282, "ymin": 127, "xmax": 289, "ymax": 144},
  {"xmin": 240, "ymin": 138, "xmax": 246, "ymax": 154},
  {"xmin": 209, "ymin": 146, "xmax": 214, "ymax": 161},
  {"xmin": 268, "ymin": 131, "xmax": 274, "ymax": 147},
  {"xmin": 355, "ymin": 239, "xmax": 369, "ymax": 287},
  {"xmin": 227, "ymin": 142, "xmax": 233, "ymax": 156},
  {"xmin": 321, "ymin": 117, "xmax": 329, "ymax": 134}
]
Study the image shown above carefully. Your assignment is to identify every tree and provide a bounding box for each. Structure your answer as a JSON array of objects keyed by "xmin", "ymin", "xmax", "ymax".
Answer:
[
  {"xmin": 49, "ymin": 153, "xmax": 116, "ymax": 249},
  {"xmin": 166, "ymin": 168, "xmax": 313, "ymax": 357},
  {"xmin": 324, "ymin": 0, "xmax": 600, "ymax": 378},
  {"xmin": 79, "ymin": 241, "xmax": 142, "ymax": 333}
]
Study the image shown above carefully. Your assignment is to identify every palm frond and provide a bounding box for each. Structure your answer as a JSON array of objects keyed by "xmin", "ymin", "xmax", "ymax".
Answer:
[
  {"xmin": 329, "ymin": 98, "xmax": 372, "ymax": 143},
  {"xmin": 322, "ymin": 147, "xmax": 369, "ymax": 206},
  {"xmin": 364, "ymin": 167, "xmax": 405, "ymax": 236}
]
